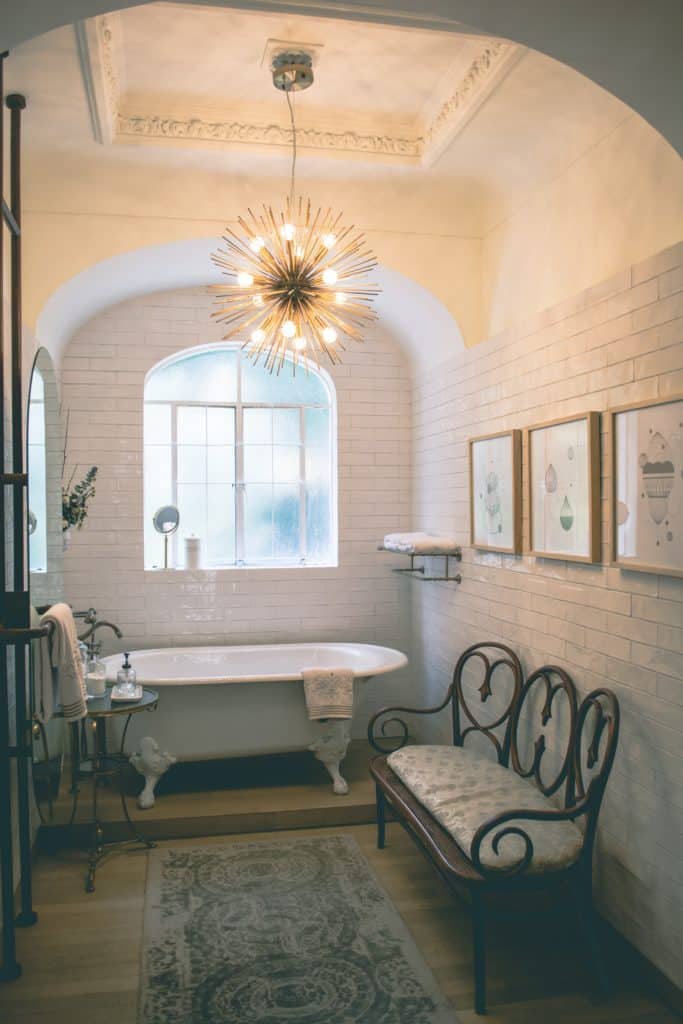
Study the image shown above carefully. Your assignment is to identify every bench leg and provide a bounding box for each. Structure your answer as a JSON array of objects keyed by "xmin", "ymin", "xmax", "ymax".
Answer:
[
  {"xmin": 375, "ymin": 783, "xmax": 386, "ymax": 849},
  {"xmin": 471, "ymin": 890, "xmax": 487, "ymax": 1015},
  {"xmin": 571, "ymin": 875, "xmax": 610, "ymax": 1000}
]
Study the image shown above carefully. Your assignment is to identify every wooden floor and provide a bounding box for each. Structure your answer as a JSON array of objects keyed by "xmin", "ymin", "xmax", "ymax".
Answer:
[{"xmin": 0, "ymin": 819, "xmax": 677, "ymax": 1023}]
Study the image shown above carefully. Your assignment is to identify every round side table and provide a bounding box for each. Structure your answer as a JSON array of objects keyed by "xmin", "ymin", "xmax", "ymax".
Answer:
[{"xmin": 70, "ymin": 688, "xmax": 159, "ymax": 893}]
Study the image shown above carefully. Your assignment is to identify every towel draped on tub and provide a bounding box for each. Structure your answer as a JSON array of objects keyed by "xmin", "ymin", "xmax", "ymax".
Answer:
[{"xmin": 302, "ymin": 668, "xmax": 354, "ymax": 720}]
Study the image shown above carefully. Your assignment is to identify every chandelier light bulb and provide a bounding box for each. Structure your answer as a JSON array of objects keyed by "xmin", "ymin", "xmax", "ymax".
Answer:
[
  {"xmin": 251, "ymin": 328, "xmax": 266, "ymax": 344},
  {"xmin": 321, "ymin": 233, "xmax": 337, "ymax": 250},
  {"xmin": 281, "ymin": 320, "xmax": 297, "ymax": 339},
  {"xmin": 334, "ymin": 292, "xmax": 347, "ymax": 305},
  {"xmin": 293, "ymin": 336, "xmax": 307, "ymax": 351},
  {"xmin": 280, "ymin": 222, "xmax": 296, "ymax": 241},
  {"xmin": 295, "ymin": 245, "xmax": 305, "ymax": 258},
  {"xmin": 237, "ymin": 271, "xmax": 254, "ymax": 288},
  {"xmin": 252, "ymin": 294, "xmax": 264, "ymax": 307},
  {"xmin": 322, "ymin": 268, "xmax": 338, "ymax": 286},
  {"xmin": 249, "ymin": 236, "xmax": 265, "ymax": 253},
  {"xmin": 322, "ymin": 326, "xmax": 338, "ymax": 345}
]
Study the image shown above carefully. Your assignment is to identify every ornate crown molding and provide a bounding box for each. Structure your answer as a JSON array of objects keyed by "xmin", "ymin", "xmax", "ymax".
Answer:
[
  {"xmin": 115, "ymin": 113, "xmax": 421, "ymax": 159},
  {"xmin": 81, "ymin": 14, "xmax": 521, "ymax": 166}
]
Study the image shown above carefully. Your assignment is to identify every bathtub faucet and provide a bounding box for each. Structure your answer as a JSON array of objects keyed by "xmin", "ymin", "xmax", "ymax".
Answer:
[{"xmin": 78, "ymin": 619, "xmax": 123, "ymax": 659}]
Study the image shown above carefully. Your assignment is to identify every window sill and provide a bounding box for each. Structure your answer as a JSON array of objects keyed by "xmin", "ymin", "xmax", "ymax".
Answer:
[{"xmin": 144, "ymin": 563, "xmax": 339, "ymax": 573}]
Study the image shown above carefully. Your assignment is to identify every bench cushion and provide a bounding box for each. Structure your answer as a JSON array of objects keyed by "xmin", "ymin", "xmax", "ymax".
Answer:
[{"xmin": 387, "ymin": 745, "xmax": 583, "ymax": 874}]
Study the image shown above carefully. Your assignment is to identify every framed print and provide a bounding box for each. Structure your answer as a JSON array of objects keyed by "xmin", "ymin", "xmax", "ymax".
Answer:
[
  {"xmin": 527, "ymin": 412, "xmax": 600, "ymax": 563},
  {"xmin": 610, "ymin": 395, "xmax": 683, "ymax": 577},
  {"xmin": 469, "ymin": 430, "xmax": 522, "ymax": 554}
]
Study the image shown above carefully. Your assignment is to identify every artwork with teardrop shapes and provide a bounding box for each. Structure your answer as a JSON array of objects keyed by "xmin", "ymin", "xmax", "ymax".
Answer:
[
  {"xmin": 529, "ymin": 415, "xmax": 597, "ymax": 560},
  {"xmin": 469, "ymin": 430, "xmax": 522, "ymax": 553},
  {"xmin": 210, "ymin": 198, "xmax": 380, "ymax": 374},
  {"xmin": 612, "ymin": 396, "xmax": 683, "ymax": 576}
]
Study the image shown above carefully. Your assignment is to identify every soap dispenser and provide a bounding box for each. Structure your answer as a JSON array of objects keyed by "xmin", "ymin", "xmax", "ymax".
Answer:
[{"xmin": 114, "ymin": 652, "xmax": 141, "ymax": 701}]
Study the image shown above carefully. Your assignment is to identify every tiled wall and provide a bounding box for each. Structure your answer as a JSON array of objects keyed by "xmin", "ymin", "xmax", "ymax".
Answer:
[
  {"xmin": 411, "ymin": 241, "xmax": 683, "ymax": 986},
  {"xmin": 60, "ymin": 288, "xmax": 413, "ymax": 730}
]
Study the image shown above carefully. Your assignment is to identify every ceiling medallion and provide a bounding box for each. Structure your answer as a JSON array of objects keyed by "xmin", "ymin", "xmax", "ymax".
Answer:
[{"xmin": 210, "ymin": 50, "xmax": 380, "ymax": 373}]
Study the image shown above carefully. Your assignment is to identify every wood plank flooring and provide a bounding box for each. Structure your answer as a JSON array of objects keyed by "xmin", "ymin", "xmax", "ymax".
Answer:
[{"xmin": 0, "ymin": 822, "xmax": 677, "ymax": 1023}]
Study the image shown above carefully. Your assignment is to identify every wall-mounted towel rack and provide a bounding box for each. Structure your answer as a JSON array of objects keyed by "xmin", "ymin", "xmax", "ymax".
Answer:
[{"xmin": 377, "ymin": 546, "xmax": 462, "ymax": 583}]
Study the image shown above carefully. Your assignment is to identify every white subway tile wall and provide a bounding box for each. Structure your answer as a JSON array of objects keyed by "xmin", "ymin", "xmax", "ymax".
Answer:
[
  {"xmin": 411, "ymin": 240, "xmax": 683, "ymax": 987},
  {"xmin": 59, "ymin": 241, "xmax": 682, "ymax": 988},
  {"xmin": 60, "ymin": 293, "xmax": 413, "ymax": 727}
]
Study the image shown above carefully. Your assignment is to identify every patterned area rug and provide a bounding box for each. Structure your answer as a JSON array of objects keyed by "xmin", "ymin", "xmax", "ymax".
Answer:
[{"xmin": 139, "ymin": 834, "xmax": 458, "ymax": 1023}]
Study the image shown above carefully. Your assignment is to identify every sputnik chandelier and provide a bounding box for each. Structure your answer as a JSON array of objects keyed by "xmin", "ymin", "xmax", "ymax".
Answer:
[{"xmin": 211, "ymin": 50, "xmax": 380, "ymax": 372}]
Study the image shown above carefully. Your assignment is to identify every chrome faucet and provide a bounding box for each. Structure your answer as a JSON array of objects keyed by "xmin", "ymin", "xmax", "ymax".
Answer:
[{"xmin": 78, "ymin": 619, "xmax": 124, "ymax": 659}]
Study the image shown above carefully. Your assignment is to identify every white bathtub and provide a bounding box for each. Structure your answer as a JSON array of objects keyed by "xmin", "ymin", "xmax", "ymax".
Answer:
[{"xmin": 101, "ymin": 644, "xmax": 407, "ymax": 788}]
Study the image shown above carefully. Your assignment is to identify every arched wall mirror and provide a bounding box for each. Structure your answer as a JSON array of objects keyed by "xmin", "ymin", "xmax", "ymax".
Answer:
[{"xmin": 27, "ymin": 347, "xmax": 70, "ymax": 823}]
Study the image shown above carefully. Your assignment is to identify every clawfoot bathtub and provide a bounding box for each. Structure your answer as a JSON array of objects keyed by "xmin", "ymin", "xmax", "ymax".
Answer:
[{"xmin": 102, "ymin": 643, "xmax": 407, "ymax": 794}]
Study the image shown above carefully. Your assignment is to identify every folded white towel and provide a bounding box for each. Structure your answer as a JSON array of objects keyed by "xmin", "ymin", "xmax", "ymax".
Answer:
[
  {"xmin": 40, "ymin": 603, "xmax": 87, "ymax": 723},
  {"xmin": 31, "ymin": 606, "xmax": 57, "ymax": 724},
  {"xmin": 302, "ymin": 668, "xmax": 354, "ymax": 721},
  {"xmin": 382, "ymin": 532, "xmax": 459, "ymax": 555}
]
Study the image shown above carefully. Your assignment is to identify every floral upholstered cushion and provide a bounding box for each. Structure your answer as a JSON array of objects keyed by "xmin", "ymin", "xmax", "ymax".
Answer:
[{"xmin": 387, "ymin": 744, "xmax": 582, "ymax": 874}]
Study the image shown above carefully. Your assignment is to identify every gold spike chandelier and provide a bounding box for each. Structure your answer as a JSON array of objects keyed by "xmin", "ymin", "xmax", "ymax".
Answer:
[{"xmin": 211, "ymin": 50, "xmax": 380, "ymax": 373}]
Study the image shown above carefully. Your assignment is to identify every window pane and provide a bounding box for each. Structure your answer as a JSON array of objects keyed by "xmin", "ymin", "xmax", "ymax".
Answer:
[
  {"xmin": 207, "ymin": 445, "xmax": 235, "ymax": 484},
  {"xmin": 274, "ymin": 408, "xmax": 300, "ymax": 444},
  {"xmin": 305, "ymin": 445, "xmax": 329, "ymax": 486},
  {"xmin": 207, "ymin": 407, "xmax": 235, "ymax": 445},
  {"xmin": 273, "ymin": 445, "xmax": 300, "ymax": 483},
  {"xmin": 178, "ymin": 406, "xmax": 206, "ymax": 445},
  {"xmin": 244, "ymin": 484, "xmax": 273, "ymax": 560},
  {"xmin": 306, "ymin": 485, "xmax": 331, "ymax": 563},
  {"xmin": 243, "ymin": 445, "xmax": 272, "ymax": 483},
  {"xmin": 305, "ymin": 407, "xmax": 330, "ymax": 447},
  {"xmin": 146, "ymin": 350, "xmax": 238, "ymax": 402},
  {"xmin": 243, "ymin": 408, "xmax": 272, "ymax": 444},
  {"xmin": 177, "ymin": 445, "xmax": 206, "ymax": 484},
  {"xmin": 144, "ymin": 403, "xmax": 171, "ymax": 444},
  {"xmin": 177, "ymin": 483, "xmax": 207, "ymax": 552},
  {"xmin": 242, "ymin": 357, "xmax": 329, "ymax": 404},
  {"xmin": 207, "ymin": 484, "xmax": 235, "ymax": 564},
  {"xmin": 273, "ymin": 484, "xmax": 301, "ymax": 558}
]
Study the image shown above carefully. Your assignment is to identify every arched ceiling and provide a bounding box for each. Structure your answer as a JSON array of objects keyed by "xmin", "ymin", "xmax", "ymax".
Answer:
[
  {"xmin": 36, "ymin": 238, "xmax": 465, "ymax": 371},
  {"xmin": 2, "ymin": 0, "xmax": 682, "ymax": 155}
]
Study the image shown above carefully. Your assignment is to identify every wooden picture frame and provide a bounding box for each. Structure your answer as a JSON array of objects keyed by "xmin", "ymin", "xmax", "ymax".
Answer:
[
  {"xmin": 610, "ymin": 394, "xmax": 683, "ymax": 578},
  {"xmin": 469, "ymin": 429, "xmax": 522, "ymax": 554},
  {"xmin": 526, "ymin": 411, "xmax": 601, "ymax": 563}
]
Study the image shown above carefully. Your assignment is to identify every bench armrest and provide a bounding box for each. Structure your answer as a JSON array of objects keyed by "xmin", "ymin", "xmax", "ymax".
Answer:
[
  {"xmin": 367, "ymin": 693, "xmax": 452, "ymax": 753},
  {"xmin": 470, "ymin": 800, "xmax": 590, "ymax": 878}
]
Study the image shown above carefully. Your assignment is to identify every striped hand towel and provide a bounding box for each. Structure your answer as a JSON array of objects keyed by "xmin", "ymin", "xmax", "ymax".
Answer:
[
  {"xmin": 41, "ymin": 603, "xmax": 87, "ymax": 722},
  {"xmin": 302, "ymin": 668, "xmax": 354, "ymax": 721}
]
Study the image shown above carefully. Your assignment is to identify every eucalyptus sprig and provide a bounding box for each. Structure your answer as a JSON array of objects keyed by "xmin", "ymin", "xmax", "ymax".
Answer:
[{"xmin": 62, "ymin": 466, "xmax": 98, "ymax": 531}]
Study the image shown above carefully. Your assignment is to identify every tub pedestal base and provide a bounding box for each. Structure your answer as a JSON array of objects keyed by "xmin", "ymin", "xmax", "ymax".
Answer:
[{"xmin": 309, "ymin": 720, "xmax": 351, "ymax": 795}]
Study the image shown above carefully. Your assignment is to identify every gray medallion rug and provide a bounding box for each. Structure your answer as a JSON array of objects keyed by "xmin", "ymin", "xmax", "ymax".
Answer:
[{"xmin": 139, "ymin": 834, "xmax": 459, "ymax": 1023}]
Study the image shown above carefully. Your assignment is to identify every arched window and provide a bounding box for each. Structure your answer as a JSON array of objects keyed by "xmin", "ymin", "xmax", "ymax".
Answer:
[{"xmin": 144, "ymin": 345, "xmax": 336, "ymax": 569}]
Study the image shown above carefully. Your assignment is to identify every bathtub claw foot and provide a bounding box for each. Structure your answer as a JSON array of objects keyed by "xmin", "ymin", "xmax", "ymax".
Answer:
[
  {"xmin": 130, "ymin": 737, "xmax": 176, "ymax": 809},
  {"xmin": 309, "ymin": 720, "xmax": 351, "ymax": 796}
]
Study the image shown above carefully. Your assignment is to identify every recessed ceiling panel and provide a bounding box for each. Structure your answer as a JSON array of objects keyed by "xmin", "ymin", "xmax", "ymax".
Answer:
[{"xmin": 77, "ymin": 2, "xmax": 521, "ymax": 166}]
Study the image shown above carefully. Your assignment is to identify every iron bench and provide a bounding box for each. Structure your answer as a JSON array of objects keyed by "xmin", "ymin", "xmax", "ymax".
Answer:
[{"xmin": 367, "ymin": 641, "xmax": 620, "ymax": 1015}]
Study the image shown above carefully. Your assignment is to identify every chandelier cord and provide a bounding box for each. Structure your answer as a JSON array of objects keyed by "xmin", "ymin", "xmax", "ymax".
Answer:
[{"xmin": 285, "ymin": 87, "xmax": 297, "ymax": 210}]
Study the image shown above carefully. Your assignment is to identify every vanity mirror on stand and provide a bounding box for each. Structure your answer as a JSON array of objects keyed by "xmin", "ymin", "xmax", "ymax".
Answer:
[{"xmin": 152, "ymin": 504, "xmax": 180, "ymax": 569}]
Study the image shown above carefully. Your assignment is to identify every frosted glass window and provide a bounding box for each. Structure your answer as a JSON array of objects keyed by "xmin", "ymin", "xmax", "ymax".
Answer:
[
  {"xmin": 144, "ymin": 345, "xmax": 335, "ymax": 568},
  {"xmin": 145, "ymin": 350, "xmax": 237, "ymax": 403}
]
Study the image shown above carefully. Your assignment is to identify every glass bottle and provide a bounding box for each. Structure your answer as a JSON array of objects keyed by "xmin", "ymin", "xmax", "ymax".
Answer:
[
  {"xmin": 85, "ymin": 646, "xmax": 107, "ymax": 697},
  {"xmin": 116, "ymin": 653, "xmax": 138, "ymax": 699}
]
